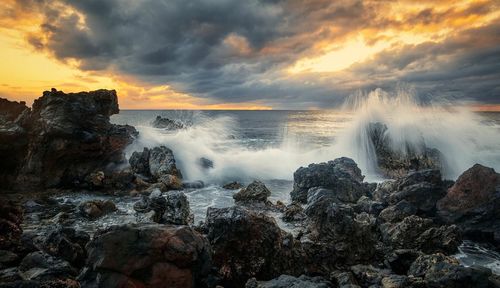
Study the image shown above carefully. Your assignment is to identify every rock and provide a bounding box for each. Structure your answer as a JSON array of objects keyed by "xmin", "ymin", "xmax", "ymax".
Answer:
[
  {"xmin": 330, "ymin": 270, "xmax": 360, "ymax": 288},
  {"xmin": 373, "ymin": 180, "xmax": 396, "ymax": 203},
  {"xmin": 199, "ymin": 157, "xmax": 214, "ymax": 169},
  {"xmin": 367, "ymin": 122, "xmax": 441, "ymax": 178},
  {"xmin": 162, "ymin": 191, "xmax": 193, "ymax": 225},
  {"xmin": 380, "ymin": 275, "xmax": 408, "ymax": 288},
  {"xmin": 78, "ymin": 200, "xmax": 117, "ymax": 220},
  {"xmin": 234, "ymin": 180, "xmax": 271, "ymax": 203},
  {"xmin": 291, "ymin": 157, "xmax": 367, "ymax": 203},
  {"xmin": 151, "ymin": 115, "xmax": 184, "ymax": 130},
  {"xmin": 223, "ymin": 181, "xmax": 243, "ymax": 190},
  {"xmin": 0, "ymin": 250, "xmax": 19, "ymax": 268},
  {"xmin": 0, "ymin": 267, "xmax": 21, "ymax": 283},
  {"xmin": 378, "ymin": 200, "xmax": 417, "ymax": 223},
  {"xmin": 183, "ymin": 180, "xmax": 205, "ymax": 189},
  {"xmin": 437, "ymin": 164, "xmax": 500, "ymax": 247},
  {"xmin": 158, "ymin": 174, "xmax": 183, "ymax": 190},
  {"xmin": 129, "ymin": 146, "xmax": 182, "ymax": 182},
  {"xmin": 9, "ymin": 89, "xmax": 138, "ymax": 189},
  {"xmin": 388, "ymin": 169, "xmax": 446, "ymax": 215},
  {"xmin": 381, "ymin": 215, "xmax": 461, "ymax": 254},
  {"xmin": 0, "ymin": 200, "xmax": 23, "ymax": 251},
  {"xmin": 206, "ymin": 206, "xmax": 284, "ymax": 287},
  {"xmin": 38, "ymin": 227, "xmax": 90, "ymax": 268},
  {"xmin": 18, "ymin": 251, "xmax": 76, "ymax": 281},
  {"xmin": 408, "ymin": 253, "xmax": 492, "ymax": 287},
  {"xmin": 350, "ymin": 264, "xmax": 391, "ymax": 287},
  {"xmin": 0, "ymin": 97, "xmax": 28, "ymax": 122},
  {"xmin": 245, "ymin": 274, "xmax": 332, "ymax": 288},
  {"xmin": 80, "ymin": 223, "xmax": 212, "ymax": 288},
  {"xmin": 282, "ymin": 202, "xmax": 306, "ymax": 222},
  {"xmin": 383, "ymin": 249, "xmax": 422, "ymax": 275},
  {"xmin": 353, "ymin": 196, "xmax": 385, "ymax": 215}
]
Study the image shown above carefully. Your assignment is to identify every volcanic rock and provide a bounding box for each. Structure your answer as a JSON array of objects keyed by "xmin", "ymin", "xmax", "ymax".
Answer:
[
  {"xmin": 151, "ymin": 115, "xmax": 184, "ymax": 130},
  {"xmin": 245, "ymin": 274, "xmax": 332, "ymax": 288},
  {"xmin": 78, "ymin": 200, "xmax": 117, "ymax": 220},
  {"xmin": 233, "ymin": 180, "xmax": 271, "ymax": 203}
]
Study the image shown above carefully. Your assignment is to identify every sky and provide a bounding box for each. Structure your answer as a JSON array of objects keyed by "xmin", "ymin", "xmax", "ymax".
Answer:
[{"xmin": 0, "ymin": 0, "xmax": 499, "ymax": 110}]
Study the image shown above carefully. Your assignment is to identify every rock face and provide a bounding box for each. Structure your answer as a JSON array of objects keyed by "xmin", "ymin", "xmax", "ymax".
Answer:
[
  {"xmin": 206, "ymin": 206, "xmax": 285, "ymax": 287},
  {"xmin": 80, "ymin": 224, "xmax": 212, "ymax": 288},
  {"xmin": 437, "ymin": 164, "xmax": 500, "ymax": 247},
  {"xmin": 233, "ymin": 180, "xmax": 271, "ymax": 203},
  {"xmin": 0, "ymin": 89, "xmax": 138, "ymax": 190},
  {"xmin": 0, "ymin": 200, "xmax": 23, "ymax": 251},
  {"xmin": 151, "ymin": 115, "xmax": 184, "ymax": 130},
  {"xmin": 291, "ymin": 157, "xmax": 368, "ymax": 203},
  {"xmin": 367, "ymin": 122, "xmax": 441, "ymax": 178},
  {"xmin": 129, "ymin": 146, "xmax": 183, "ymax": 185}
]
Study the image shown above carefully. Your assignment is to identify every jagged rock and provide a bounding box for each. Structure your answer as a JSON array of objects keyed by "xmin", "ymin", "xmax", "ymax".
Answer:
[
  {"xmin": 388, "ymin": 169, "xmax": 446, "ymax": 215},
  {"xmin": 373, "ymin": 180, "xmax": 396, "ymax": 203},
  {"xmin": 367, "ymin": 122, "xmax": 441, "ymax": 178},
  {"xmin": 380, "ymin": 275, "xmax": 409, "ymax": 288},
  {"xmin": 383, "ymin": 249, "xmax": 422, "ymax": 275},
  {"xmin": 234, "ymin": 180, "xmax": 271, "ymax": 203},
  {"xmin": 8, "ymin": 89, "xmax": 138, "ymax": 189},
  {"xmin": 282, "ymin": 202, "xmax": 306, "ymax": 222},
  {"xmin": 183, "ymin": 180, "xmax": 205, "ymax": 189},
  {"xmin": 129, "ymin": 146, "xmax": 182, "ymax": 184},
  {"xmin": 378, "ymin": 200, "xmax": 417, "ymax": 223},
  {"xmin": 353, "ymin": 196, "xmax": 385, "ymax": 215},
  {"xmin": 245, "ymin": 274, "xmax": 332, "ymax": 288},
  {"xmin": 291, "ymin": 157, "xmax": 367, "ymax": 203},
  {"xmin": 0, "ymin": 201, "xmax": 23, "ymax": 251},
  {"xmin": 78, "ymin": 200, "xmax": 117, "ymax": 220},
  {"xmin": 163, "ymin": 191, "xmax": 193, "ymax": 225},
  {"xmin": 350, "ymin": 265, "xmax": 391, "ymax": 287},
  {"xmin": 206, "ymin": 206, "xmax": 284, "ymax": 287},
  {"xmin": 380, "ymin": 215, "xmax": 461, "ymax": 254},
  {"xmin": 80, "ymin": 223, "xmax": 212, "ymax": 288},
  {"xmin": 0, "ymin": 98, "xmax": 28, "ymax": 122},
  {"xmin": 223, "ymin": 181, "xmax": 243, "ymax": 190},
  {"xmin": 408, "ymin": 253, "xmax": 492, "ymax": 287},
  {"xmin": 198, "ymin": 157, "xmax": 214, "ymax": 169},
  {"xmin": 158, "ymin": 174, "xmax": 183, "ymax": 190},
  {"xmin": 437, "ymin": 164, "xmax": 500, "ymax": 247},
  {"xmin": 330, "ymin": 270, "xmax": 360, "ymax": 288},
  {"xmin": 38, "ymin": 227, "xmax": 90, "ymax": 268},
  {"xmin": 18, "ymin": 251, "xmax": 76, "ymax": 281},
  {"xmin": 151, "ymin": 115, "xmax": 184, "ymax": 130}
]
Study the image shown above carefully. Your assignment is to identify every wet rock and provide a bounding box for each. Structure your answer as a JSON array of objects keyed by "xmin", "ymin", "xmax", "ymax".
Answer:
[
  {"xmin": 380, "ymin": 275, "xmax": 409, "ymax": 288},
  {"xmin": 151, "ymin": 115, "xmax": 184, "ymax": 130},
  {"xmin": 0, "ymin": 250, "xmax": 19, "ymax": 268},
  {"xmin": 10, "ymin": 89, "xmax": 138, "ymax": 189},
  {"xmin": 350, "ymin": 264, "xmax": 391, "ymax": 287},
  {"xmin": 158, "ymin": 174, "xmax": 183, "ymax": 190},
  {"xmin": 353, "ymin": 196, "xmax": 385, "ymax": 215},
  {"xmin": 373, "ymin": 180, "xmax": 396, "ymax": 204},
  {"xmin": 129, "ymin": 147, "xmax": 151, "ymax": 176},
  {"xmin": 18, "ymin": 251, "xmax": 76, "ymax": 281},
  {"xmin": 388, "ymin": 169, "xmax": 446, "ymax": 215},
  {"xmin": 0, "ymin": 267, "xmax": 21, "ymax": 283},
  {"xmin": 162, "ymin": 191, "xmax": 193, "ymax": 225},
  {"xmin": 383, "ymin": 249, "xmax": 422, "ymax": 275},
  {"xmin": 291, "ymin": 157, "xmax": 367, "ymax": 203},
  {"xmin": 130, "ymin": 146, "xmax": 183, "ymax": 183},
  {"xmin": 282, "ymin": 202, "xmax": 306, "ymax": 222},
  {"xmin": 367, "ymin": 122, "xmax": 441, "ymax": 178},
  {"xmin": 38, "ymin": 227, "xmax": 90, "ymax": 268},
  {"xmin": 330, "ymin": 270, "xmax": 360, "ymax": 288},
  {"xmin": 183, "ymin": 180, "xmax": 205, "ymax": 189},
  {"xmin": 206, "ymin": 206, "xmax": 284, "ymax": 287},
  {"xmin": 234, "ymin": 180, "xmax": 271, "ymax": 203},
  {"xmin": 408, "ymin": 253, "xmax": 492, "ymax": 287},
  {"xmin": 199, "ymin": 157, "xmax": 214, "ymax": 169},
  {"xmin": 0, "ymin": 200, "xmax": 23, "ymax": 251},
  {"xmin": 378, "ymin": 200, "xmax": 417, "ymax": 223},
  {"xmin": 223, "ymin": 181, "xmax": 243, "ymax": 190},
  {"xmin": 437, "ymin": 164, "xmax": 500, "ymax": 247},
  {"xmin": 245, "ymin": 274, "xmax": 332, "ymax": 288},
  {"xmin": 80, "ymin": 223, "xmax": 212, "ymax": 288},
  {"xmin": 78, "ymin": 200, "xmax": 117, "ymax": 220}
]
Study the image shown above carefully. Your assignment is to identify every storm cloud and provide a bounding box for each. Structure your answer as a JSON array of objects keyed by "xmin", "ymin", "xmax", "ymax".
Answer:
[{"xmin": 11, "ymin": 0, "xmax": 500, "ymax": 107}]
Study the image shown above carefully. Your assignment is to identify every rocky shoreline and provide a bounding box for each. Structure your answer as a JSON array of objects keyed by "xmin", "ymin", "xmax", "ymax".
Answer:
[{"xmin": 1, "ymin": 89, "xmax": 499, "ymax": 288}]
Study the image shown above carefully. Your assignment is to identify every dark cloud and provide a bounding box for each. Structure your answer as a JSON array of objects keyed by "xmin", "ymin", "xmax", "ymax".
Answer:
[{"xmin": 14, "ymin": 0, "xmax": 500, "ymax": 107}]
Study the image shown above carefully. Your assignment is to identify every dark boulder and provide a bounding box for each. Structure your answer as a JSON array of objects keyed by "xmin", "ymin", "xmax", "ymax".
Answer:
[
  {"xmin": 183, "ymin": 180, "xmax": 205, "ymax": 189},
  {"xmin": 245, "ymin": 275, "xmax": 332, "ymax": 288},
  {"xmin": 437, "ymin": 164, "xmax": 500, "ymax": 247},
  {"xmin": 10, "ymin": 89, "xmax": 138, "ymax": 190},
  {"xmin": 0, "ymin": 200, "xmax": 23, "ymax": 251},
  {"xmin": 367, "ymin": 122, "xmax": 441, "ymax": 178},
  {"xmin": 151, "ymin": 115, "xmax": 184, "ymax": 130},
  {"xmin": 18, "ymin": 251, "xmax": 76, "ymax": 281},
  {"xmin": 353, "ymin": 196, "xmax": 385, "ymax": 216},
  {"xmin": 163, "ymin": 191, "xmax": 193, "ymax": 225},
  {"xmin": 78, "ymin": 200, "xmax": 117, "ymax": 220},
  {"xmin": 291, "ymin": 157, "xmax": 367, "ymax": 203},
  {"xmin": 234, "ymin": 180, "xmax": 271, "ymax": 204},
  {"xmin": 383, "ymin": 249, "xmax": 422, "ymax": 275},
  {"xmin": 80, "ymin": 223, "xmax": 212, "ymax": 288},
  {"xmin": 282, "ymin": 202, "xmax": 306, "ymax": 222},
  {"xmin": 129, "ymin": 146, "xmax": 183, "ymax": 184},
  {"xmin": 198, "ymin": 157, "xmax": 214, "ymax": 169},
  {"xmin": 206, "ymin": 206, "xmax": 284, "ymax": 287},
  {"xmin": 378, "ymin": 200, "xmax": 417, "ymax": 223},
  {"xmin": 223, "ymin": 181, "xmax": 243, "ymax": 190},
  {"xmin": 38, "ymin": 227, "xmax": 90, "ymax": 268}
]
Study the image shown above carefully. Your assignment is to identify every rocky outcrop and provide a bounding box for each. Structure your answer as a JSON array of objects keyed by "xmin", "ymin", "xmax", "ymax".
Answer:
[
  {"xmin": 206, "ymin": 206, "xmax": 286, "ymax": 287},
  {"xmin": 234, "ymin": 180, "xmax": 272, "ymax": 204},
  {"xmin": 437, "ymin": 164, "xmax": 500, "ymax": 247},
  {"xmin": 37, "ymin": 227, "xmax": 90, "ymax": 268},
  {"xmin": 0, "ymin": 89, "xmax": 138, "ymax": 190},
  {"xmin": 223, "ymin": 181, "xmax": 243, "ymax": 190},
  {"xmin": 0, "ymin": 200, "xmax": 23, "ymax": 251},
  {"xmin": 151, "ymin": 115, "xmax": 184, "ymax": 130},
  {"xmin": 291, "ymin": 157, "xmax": 368, "ymax": 203},
  {"xmin": 80, "ymin": 224, "xmax": 212, "ymax": 288},
  {"xmin": 245, "ymin": 275, "xmax": 331, "ymax": 288},
  {"xmin": 133, "ymin": 189, "xmax": 193, "ymax": 225},
  {"xmin": 78, "ymin": 200, "xmax": 117, "ymax": 220},
  {"xmin": 367, "ymin": 122, "xmax": 441, "ymax": 178}
]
